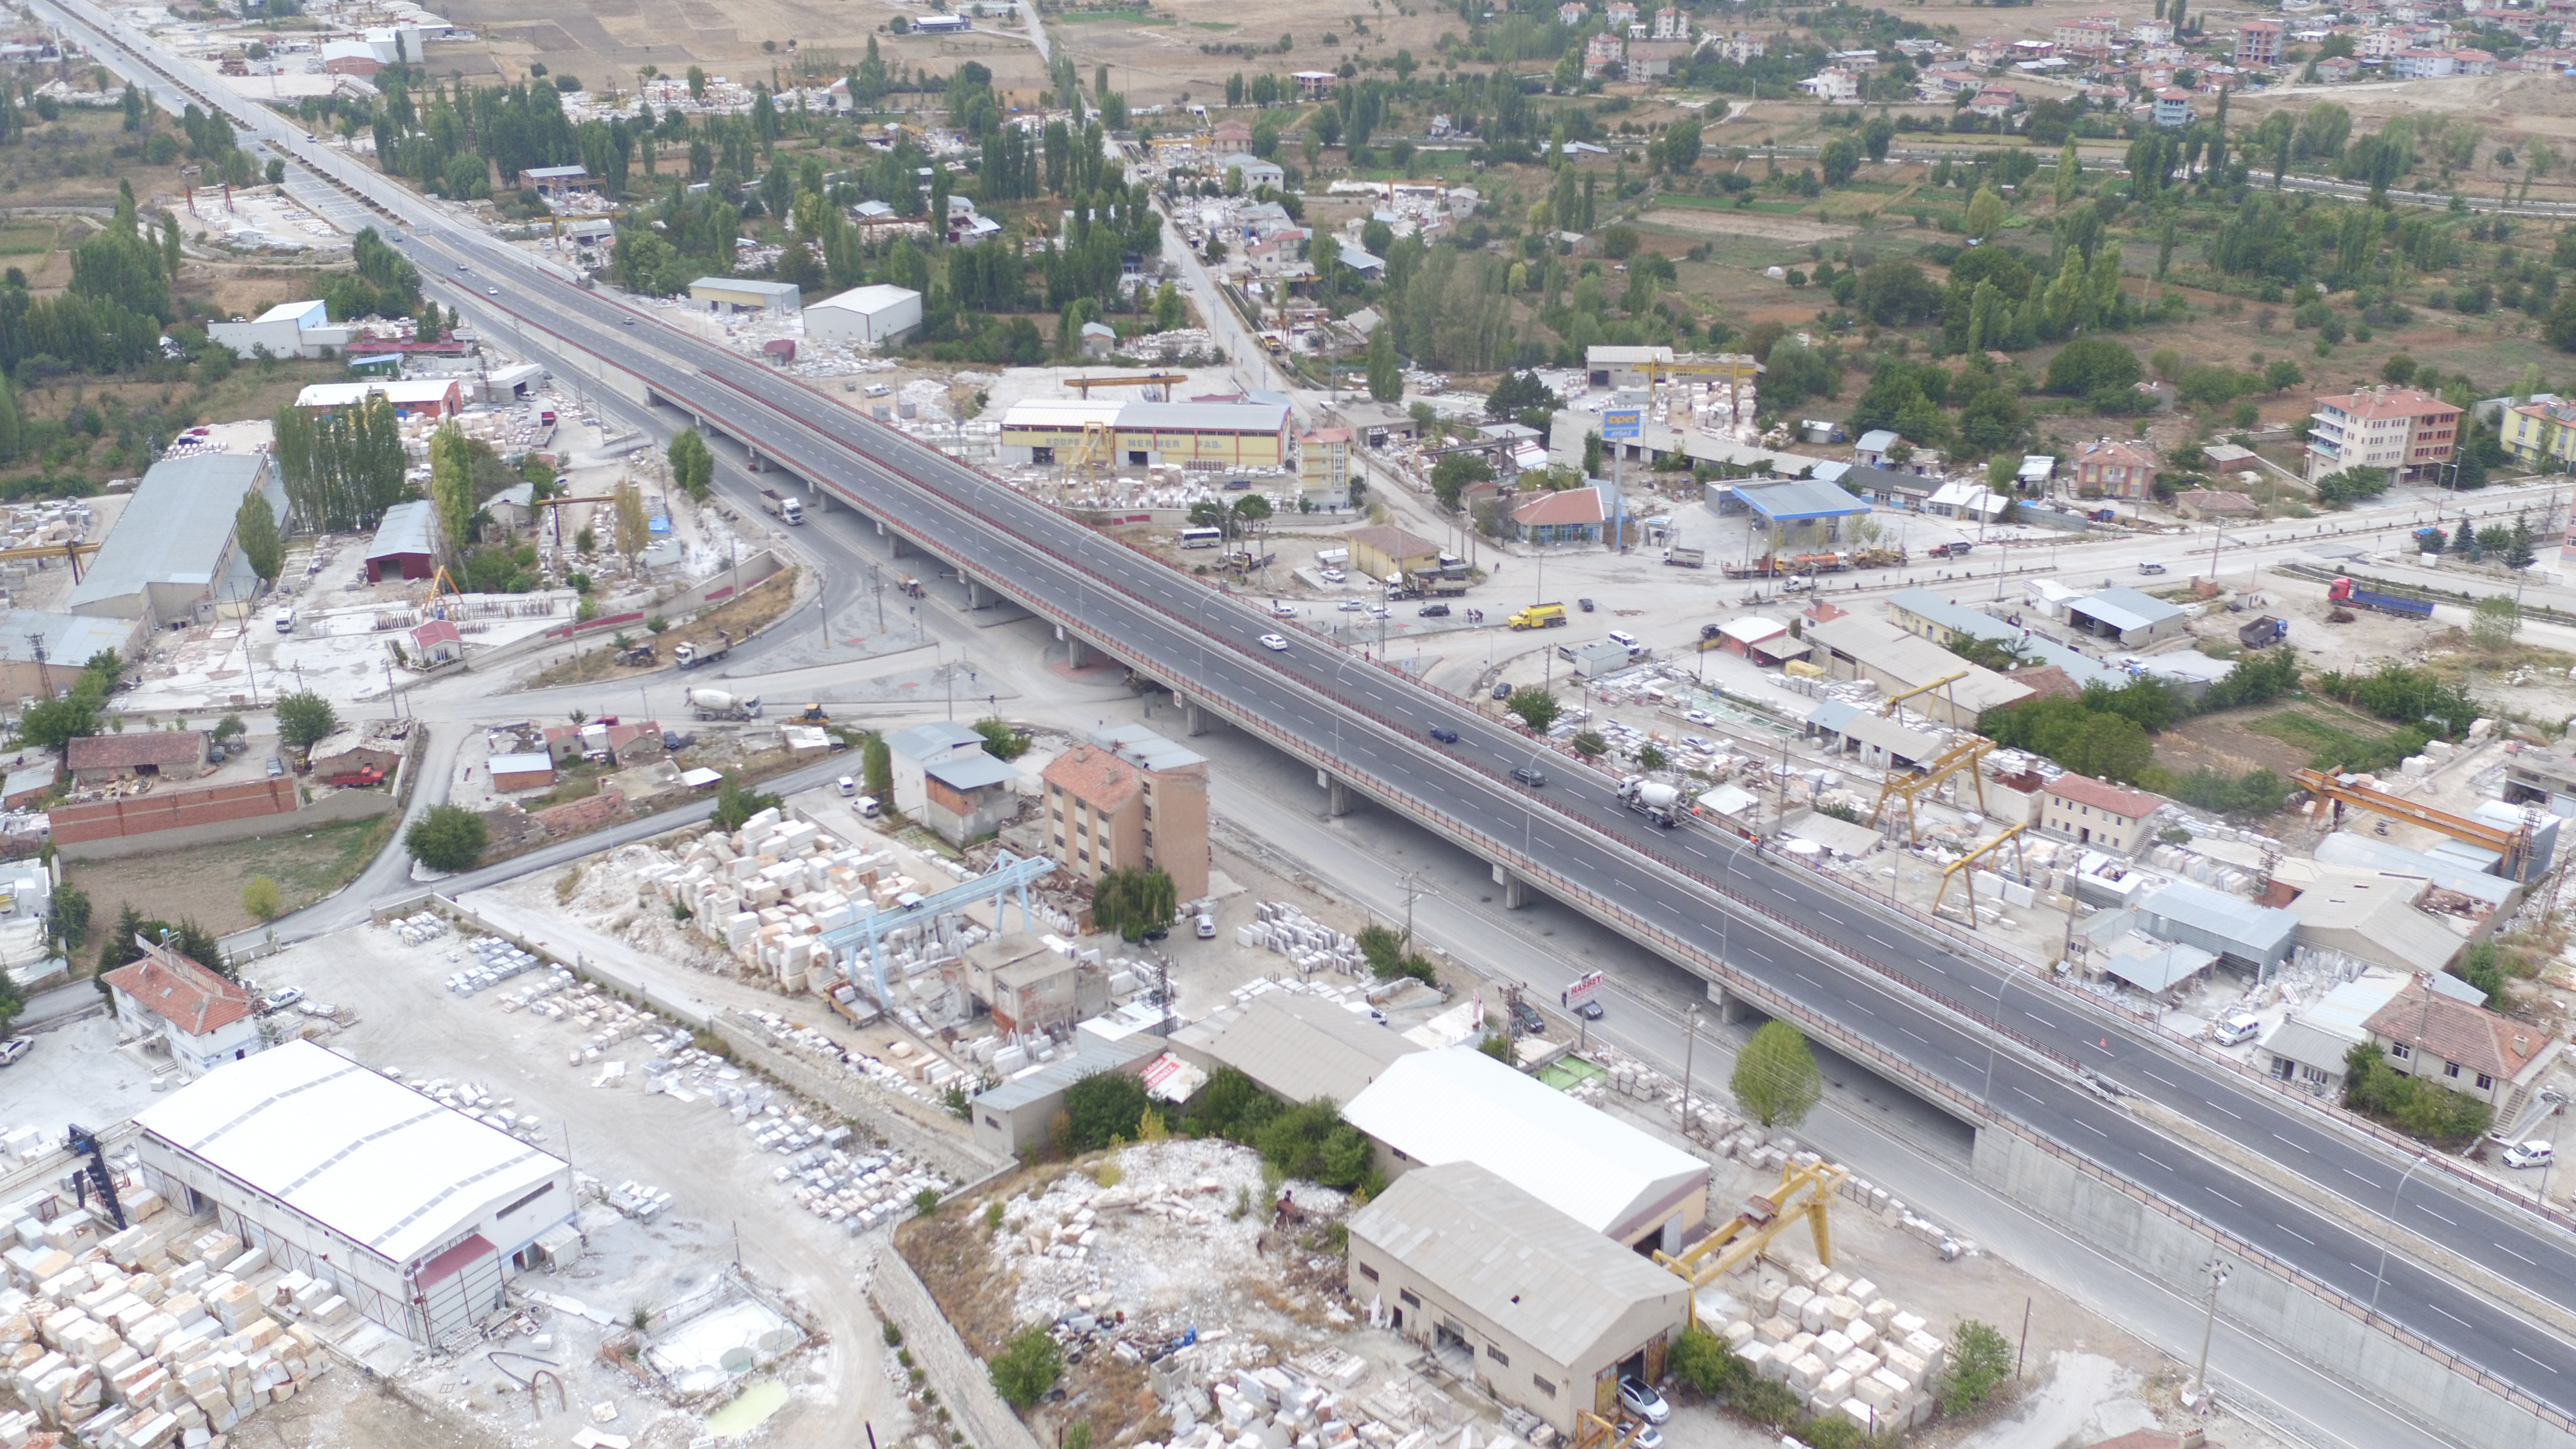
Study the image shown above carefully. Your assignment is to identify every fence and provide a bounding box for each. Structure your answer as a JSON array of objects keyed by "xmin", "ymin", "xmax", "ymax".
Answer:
[{"xmin": 54, "ymin": 776, "xmax": 397, "ymax": 859}]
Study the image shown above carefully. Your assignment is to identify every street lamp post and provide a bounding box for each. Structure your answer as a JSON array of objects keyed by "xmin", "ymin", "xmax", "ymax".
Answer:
[
  {"xmin": 2187, "ymin": 1258, "xmax": 2231, "ymax": 1409},
  {"xmin": 1982, "ymin": 967, "xmax": 2023, "ymax": 1106},
  {"xmin": 2369, "ymin": 1155, "xmax": 2434, "ymax": 1322}
]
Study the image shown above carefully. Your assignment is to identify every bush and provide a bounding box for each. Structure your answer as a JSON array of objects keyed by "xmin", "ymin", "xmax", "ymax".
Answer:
[
  {"xmin": 1504, "ymin": 686, "xmax": 1560, "ymax": 732},
  {"xmin": 1063, "ymin": 1070, "xmax": 1150, "ymax": 1150},
  {"xmin": 1357, "ymin": 924, "xmax": 1436, "ymax": 986},
  {"xmin": 972, "ymin": 717, "xmax": 1030, "ymax": 760},
  {"xmin": 2044, "ymin": 337, "xmax": 2143, "ymax": 397},
  {"xmin": 987, "ymin": 1324, "xmax": 1062, "ymax": 1408},
  {"xmin": 1731, "ymin": 1021, "xmax": 1821, "ymax": 1128},
  {"xmin": 1092, "ymin": 865, "xmax": 1178, "ymax": 942},
  {"xmin": 712, "ymin": 771, "xmax": 784, "ymax": 832},
  {"xmin": 404, "ymin": 804, "xmax": 487, "ymax": 873},
  {"xmin": 1939, "ymin": 1319, "xmax": 2014, "ymax": 1413},
  {"xmin": 2343, "ymin": 1042, "xmax": 2493, "ymax": 1145},
  {"xmin": 240, "ymin": 875, "xmax": 283, "ymax": 922}
]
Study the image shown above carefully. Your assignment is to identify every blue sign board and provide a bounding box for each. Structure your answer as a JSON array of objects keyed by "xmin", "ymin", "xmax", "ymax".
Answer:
[{"xmin": 1602, "ymin": 408, "xmax": 1643, "ymax": 441}]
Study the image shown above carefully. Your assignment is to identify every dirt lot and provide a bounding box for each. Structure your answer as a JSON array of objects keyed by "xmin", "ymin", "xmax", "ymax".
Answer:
[
  {"xmin": 64, "ymin": 809, "xmax": 398, "ymax": 941},
  {"xmin": 2151, "ymin": 697, "xmax": 2405, "ymax": 780}
]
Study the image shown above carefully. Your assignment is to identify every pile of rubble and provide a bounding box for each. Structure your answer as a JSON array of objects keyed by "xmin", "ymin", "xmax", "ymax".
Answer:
[{"xmin": 0, "ymin": 1206, "xmax": 341, "ymax": 1449}]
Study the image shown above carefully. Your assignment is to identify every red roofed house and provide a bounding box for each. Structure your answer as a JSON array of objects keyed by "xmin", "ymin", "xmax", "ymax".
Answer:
[
  {"xmin": 2038, "ymin": 773, "xmax": 2163, "ymax": 854},
  {"xmin": 2072, "ymin": 437, "xmax": 2159, "ymax": 500},
  {"xmin": 1510, "ymin": 485, "xmax": 1609, "ymax": 546},
  {"xmin": 409, "ymin": 617, "xmax": 464, "ymax": 665},
  {"xmin": 105, "ymin": 940, "xmax": 263, "ymax": 1078},
  {"xmin": 2366, "ymin": 978, "xmax": 2564, "ymax": 1117},
  {"xmin": 67, "ymin": 730, "xmax": 210, "ymax": 785}
]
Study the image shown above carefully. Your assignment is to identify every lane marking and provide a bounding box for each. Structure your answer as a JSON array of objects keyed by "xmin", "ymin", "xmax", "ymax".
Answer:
[
  {"xmin": 2498, "ymin": 1244, "xmax": 2538, "ymax": 1266},
  {"xmin": 2278, "ymin": 1225, "xmax": 2313, "ymax": 1246},
  {"xmin": 2430, "ymin": 1303, "xmax": 2471, "ymax": 1327},
  {"xmin": 2142, "ymin": 1069, "xmax": 2177, "ymax": 1088},
  {"xmin": 2075, "ymin": 1120, "xmax": 2108, "ymax": 1137},
  {"xmin": 2208, "ymin": 1188, "xmax": 2241, "ymax": 1208},
  {"xmin": 1899, "ymin": 1027, "xmax": 1928, "ymax": 1043},
  {"xmin": 2419, "ymin": 1206, "xmax": 2456, "ymax": 1227}
]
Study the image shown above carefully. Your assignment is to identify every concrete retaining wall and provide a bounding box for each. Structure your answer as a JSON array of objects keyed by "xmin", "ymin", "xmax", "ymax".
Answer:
[
  {"xmin": 871, "ymin": 1243, "xmax": 1045, "ymax": 1449},
  {"xmin": 1973, "ymin": 1127, "xmax": 2576, "ymax": 1449}
]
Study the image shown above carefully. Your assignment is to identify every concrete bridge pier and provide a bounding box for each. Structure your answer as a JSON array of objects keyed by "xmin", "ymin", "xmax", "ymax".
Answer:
[
  {"xmin": 1706, "ymin": 979, "xmax": 1755, "ymax": 1024},
  {"xmin": 1491, "ymin": 863, "xmax": 1531, "ymax": 910},
  {"xmin": 1063, "ymin": 632, "xmax": 1098, "ymax": 669},
  {"xmin": 1176, "ymin": 695, "xmax": 1210, "ymax": 737},
  {"xmin": 889, "ymin": 534, "xmax": 913, "ymax": 558},
  {"xmin": 745, "ymin": 448, "xmax": 767, "ymax": 473},
  {"xmin": 1319, "ymin": 770, "xmax": 1353, "ymax": 818},
  {"xmin": 964, "ymin": 577, "xmax": 994, "ymax": 609}
]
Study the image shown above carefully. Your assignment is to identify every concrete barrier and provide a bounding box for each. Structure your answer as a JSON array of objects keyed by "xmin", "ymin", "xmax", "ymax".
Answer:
[
  {"xmin": 711, "ymin": 1015, "xmax": 1003, "ymax": 1185},
  {"xmin": 870, "ymin": 1244, "xmax": 1045, "ymax": 1449},
  {"xmin": 1972, "ymin": 1127, "xmax": 2576, "ymax": 1449}
]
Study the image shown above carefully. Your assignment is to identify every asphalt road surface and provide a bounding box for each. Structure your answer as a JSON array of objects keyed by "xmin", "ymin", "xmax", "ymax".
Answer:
[{"xmin": 42, "ymin": 0, "xmax": 2576, "ymax": 1423}]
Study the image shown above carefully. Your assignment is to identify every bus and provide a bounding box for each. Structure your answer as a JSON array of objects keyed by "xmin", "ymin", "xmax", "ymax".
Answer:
[{"xmin": 1179, "ymin": 527, "xmax": 1225, "ymax": 549}]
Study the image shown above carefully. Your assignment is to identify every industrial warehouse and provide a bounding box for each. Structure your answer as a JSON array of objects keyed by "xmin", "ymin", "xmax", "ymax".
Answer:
[
  {"xmin": 997, "ymin": 396, "xmax": 1293, "ymax": 471},
  {"xmin": 130, "ymin": 1040, "xmax": 579, "ymax": 1346}
]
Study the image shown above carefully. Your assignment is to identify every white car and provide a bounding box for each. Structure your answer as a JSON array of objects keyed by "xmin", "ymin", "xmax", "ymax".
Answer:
[
  {"xmin": 2212, "ymin": 1012, "xmax": 2262, "ymax": 1046},
  {"xmin": 258, "ymin": 987, "xmax": 305, "ymax": 1015},
  {"xmin": 1259, "ymin": 633, "xmax": 1290, "ymax": 651},
  {"xmin": 2503, "ymin": 1140, "xmax": 2556, "ymax": 1169},
  {"xmin": 1338, "ymin": 600, "xmax": 1367, "ymax": 612},
  {"xmin": 1367, "ymin": 605, "xmax": 1389, "ymax": 618},
  {"xmin": 0, "ymin": 1037, "xmax": 30, "ymax": 1068},
  {"xmin": 1270, "ymin": 602, "xmax": 1298, "ymax": 618}
]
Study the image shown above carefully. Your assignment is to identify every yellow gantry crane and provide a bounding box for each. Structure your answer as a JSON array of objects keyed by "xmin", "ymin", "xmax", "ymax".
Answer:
[
  {"xmin": 1869, "ymin": 735, "xmax": 1993, "ymax": 844},
  {"xmin": 1065, "ymin": 372, "xmax": 1188, "ymax": 399},
  {"xmin": 0, "ymin": 539, "xmax": 102, "ymax": 583},
  {"xmin": 2293, "ymin": 767, "xmax": 2534, "ymax": 880},
  {"xmin": 1652, "ymin": 1159, "xmax": 1849, "ymax": 1327},
  {"xmin": 1933, "ymin": 823, "xmax": 2028, "ymax": 923},
  {"xmin": 1878, "ymin": 671, "xmax": 1966, "ymax": 718}
]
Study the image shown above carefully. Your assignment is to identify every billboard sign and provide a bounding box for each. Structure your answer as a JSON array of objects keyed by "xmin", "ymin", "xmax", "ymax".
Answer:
[{"xmin": 1601, "ymin": 408, "xmax": 1643, "ymax": 441}]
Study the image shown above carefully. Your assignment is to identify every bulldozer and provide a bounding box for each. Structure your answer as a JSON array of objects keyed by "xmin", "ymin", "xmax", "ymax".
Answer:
[{"xmin": 793, "ymin": 703, "xmax": 830, "ymax": 725}]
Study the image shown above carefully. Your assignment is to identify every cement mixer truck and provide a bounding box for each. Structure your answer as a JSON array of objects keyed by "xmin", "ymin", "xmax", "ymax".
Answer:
[
  {"xmin": 1618, "ymin": 776, "xmax": 1683, "ymax": 827},
  {"xmin": 688, "ymin": 688, "xmax": 763, "ymax": 722}
]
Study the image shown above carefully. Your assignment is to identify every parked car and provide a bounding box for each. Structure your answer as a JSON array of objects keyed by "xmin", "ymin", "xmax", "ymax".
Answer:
[
  {"xmin": 0, "ymin": 1037, "xmax": 30, "ymax": 1068},
  {"xmin": 1338, "ymin": 600, "xmax": 1367, "ymax": 612},
  {"xmin": 1418, "ymin": 603, "xmax": 1451, "ymax": 618},
  {"xmin": 1576, "ymin": 997, "xmax": 1605, "ymax": 1021},
  {"xmin": 1195, "ymin": 913, "xmax": 1217, "ymax": 940},
  {"xmin": 2504, "ymin": 1140, "xmax": 2556, "ymax": 1169},
  {"xmin": 266, "ymin": 756, "xmax": 285, "ymax": 778},
  {"xmin": 1428, "ymin": 726, "xmax": 1460, "ymax": 744},
  {"xmin": 1509, "ymin": 1001, "xmax": 1546, "ymax": 1037},
  {"xmin": 258, "ymin": 987, "xmax": 305, "ymax": 1016},
  {"xmin": 2212, "ymin": 1012, "xmax": 2262, "ymax": 1046},
  {"xmin": 1511, "ymin": 766, "xmax": 1549, "ymax": 788},
  {"xmin": 1492, "ymin": 681, "xmax": 1513, "ymax": 700},
  {"xmin": 1617, "ymin": 1376, "xmax": 1671, "ymax": 1426},
  {"xmin": 1271, "ymin": 602, "xmax": 1299, "ymax": 618},
  {"xmin": 1577, "ymin": 597, "xmax": 1596, "ymax": 612},
  {"xmin": 2138, "ymin": 561, "xmax": 2167, "ymax": 575},
  {"xmin": 837, "ymin": 775, "xmax": 858, "ymax": 798}
]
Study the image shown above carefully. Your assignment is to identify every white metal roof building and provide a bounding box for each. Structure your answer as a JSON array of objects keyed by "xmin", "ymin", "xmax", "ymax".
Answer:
[
  {"xmin": 1173, "ymin": 991, "xmax": 1422, "ymax": 1107},
  {"xmin": 1341, "ymin": 1047, "xmax": 1707, "ymax": 1251},
  {"xmin": 689, "ymin": 277, "xmax": 804, "ymax": 316},
  {"xmin": 1347, "ymin": 1161, "xmax": 1690, "ymax": 1435},
  {"xmin": 131, "ymin": 1040, "xmax": 576, "ymax": 1346},
  {"xmin": 67, "ymin": 452, "xmax": 284, "ymax": 626},
  {"xmin": 804, "ymin": 283, "xmax": 924, "ymax": 348}
]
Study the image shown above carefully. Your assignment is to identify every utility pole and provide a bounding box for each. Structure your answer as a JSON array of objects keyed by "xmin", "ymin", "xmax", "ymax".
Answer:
[
  {"xmin": 1680, "ymin": 1001, "xmax": 1701, "ymax": 1139},
  {"xmin": 25, "ymin": 634, "xmax": 47, "ymax": 699},
  {"xmin": 2187, "ymin": 1258, "xmax": 2231, "ymax": 1409}
]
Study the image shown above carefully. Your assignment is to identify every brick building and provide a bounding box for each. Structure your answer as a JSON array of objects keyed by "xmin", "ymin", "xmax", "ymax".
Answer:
[
  {"xmin": 1040, "ymin": 726, "xmax": 1211, "ymax": 902},
  {"xmin": 2072, "ymin": 437, "xmax": 2159, "ymax": 499}
]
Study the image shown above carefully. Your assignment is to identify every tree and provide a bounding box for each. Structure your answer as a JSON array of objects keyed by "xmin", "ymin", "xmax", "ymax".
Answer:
[
  {"xmin": 1663, "ymin": 117, "xmax": 1702, "ymax": 172},
  {"xmin": 1964, "ymin": 185, "xmax": 2005, "ymax": 240},
  {"xmin": 988, "ymin": 1325, "xmax": 1062, "ymax": 1409},
  {"xmin": 1064, "ymin": 1069, "xmax": 1150, "ymax": 1149},
  {"xmin": 972, "ymin": 716, "xmax": 1030, "ymax": 760},
  {"xmin": 1939, "ymin": 1320, "xmax": 2015, "ymax": 1413},
  {"xmin": 667, "ymin": 428, "xmax": 715, "ymax": 501},
  {"xmin": 17, "ymin": 694, "xmax": 101, "ymax": 751},
  {"xmin": 1819, "ymin": 136, "xmax": 1861, "ymax": 187},
  {"xmin": 612, "ymin": 479, "xmax": 650, "ymax": 566},
  {"xmin": 1730, "ymin": 1020, "xmax": 1822, "ymax": 1128},
  {"xmin": 273, "ymin": 691, "xmax": 338, "ymax": 754},
  {"xmin": 713, "ymin": 771, "xmax": 784, "ymax": 831},
  {"xmin": 1431, "ymin": 452, "xmax": 1493, "ymax": 510},
  {"xmin": 1503, "ymin": 686, "xmax": 1560, "ymax": 732},
  {"xmin": 1572, "ymin": 731, "xmax": 1606, "ymax": 757},
  {"xmin": 48, "ymin": 882, "xmax": 89, "ymax": 956},
  {"xmin": 235, "ymin": 491, "xmax": 284, "ymax": 583},
  {"xmin": 428, "ymin": 424, "xmax": 476, "ymax": 561},
  {"xmin": 2044, "ymin": 338, "xmax": 2143, "ymax": 396},
  {"xmin": 241, "ymin": 875, "xmax": 283, "ymax": 922},
  {"xmin": 863, "ymin": 733, "xmax": 893, "ymax": 803},
  {"xmin": 405, "ymin": 804, "xmax": 489, "ymax": 872},
  {"xmin": 1092, "ymin": 865, "xmax": 1178, "ymax": 941},
  {"xmin": 2471, "ymin": 594, "xmax": 2521, "ymax": 651},
  {"xmin": 1365, "ymin": 324, "xmax": 1401, "ymax": 403}
]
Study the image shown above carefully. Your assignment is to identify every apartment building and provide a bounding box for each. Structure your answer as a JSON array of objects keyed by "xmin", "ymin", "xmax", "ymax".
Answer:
[
  {"xmin": 2236, "ymin": 17, "xmax": 2284, "ymax": 65},
  {"xmin": 2305, "ymin": 386, "xmax": 2460, "ymax": 483},
  {"xmin": 1040, "ymin": 726, "xmax": 1211, "ymax": 901}
]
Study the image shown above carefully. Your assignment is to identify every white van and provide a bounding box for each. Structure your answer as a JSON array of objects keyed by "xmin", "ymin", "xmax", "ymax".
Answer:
[
  {"xmin": 856, "ymin": 795, "xmax": 882, "ymax": 819},
  {"xmin": 1607, "ymin": 629, "xmax": 1641, "ymax": 654},
  {"xmin": 273, "ymin": 608, "xmax": 296, "ymax": 634},
  {"xmin": 836, "ymin": 775, "xmax": 857, "ymax": 798}
]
